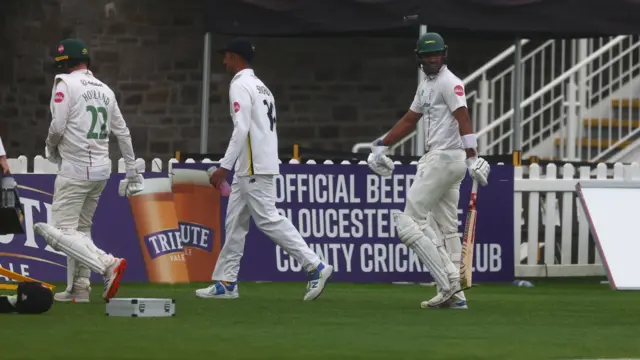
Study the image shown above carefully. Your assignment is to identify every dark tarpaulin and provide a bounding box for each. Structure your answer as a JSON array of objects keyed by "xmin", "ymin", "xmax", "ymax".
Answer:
[
  {"xmin": 205, "ymin": 0, "xmax": 640, "ymax": 39},
  {"xmin": 204, "ymin": 0, "xmax": 421, "ymax": 37},
  {"xmin": 417, "ymin": 0, "xmax": 640, "ymax": 39}
]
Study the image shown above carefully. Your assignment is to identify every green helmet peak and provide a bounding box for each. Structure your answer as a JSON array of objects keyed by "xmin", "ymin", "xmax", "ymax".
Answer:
[{"xmin": 415, "ymin": 32, "xmax": 446, "ymax": 54}]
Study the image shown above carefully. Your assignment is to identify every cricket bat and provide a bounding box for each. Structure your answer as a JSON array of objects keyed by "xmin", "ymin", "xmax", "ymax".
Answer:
[
  {"xmin": 0, "ymin": 267, "xmax": 55, "ymax": 290},
  {"xmin": 460, "ymin": 179, "xmax": 479, "ymax": 290}
]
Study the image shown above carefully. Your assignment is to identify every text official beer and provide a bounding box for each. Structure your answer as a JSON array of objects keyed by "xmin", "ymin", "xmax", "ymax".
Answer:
[
  {"xmin": 127, "ymin": 177, "xmax": 190, "ymax": 283},
  {"xmin": 171, "ymin": 168, "xmax": 222, "ymax": 282}
]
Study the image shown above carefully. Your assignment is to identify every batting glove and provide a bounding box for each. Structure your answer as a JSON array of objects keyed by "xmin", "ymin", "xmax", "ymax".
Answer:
[
  {"xmin": 45, "ymin": 144, "xmax": 61, "ymax": 165},
  {"xmin": 466, "ymin": 157, "xmax": 490, "ymax": 186},
  {"xmin": 367, "ymin": 139, "xmax": 394, "ymax": 177},
  {"xmin": 118, "ymin": 173, "xmax": 145, "ymax": 197}
]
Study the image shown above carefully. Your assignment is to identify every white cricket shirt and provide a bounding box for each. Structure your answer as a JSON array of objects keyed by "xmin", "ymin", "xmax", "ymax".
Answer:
[
  {"xmin": 47, "ymin": 69, "xmax": 137, "ymax": 180},
  {"xmin": 0, "ymin": 136, "xmax": 5, "ymax": 157},
  {"xmin": 409, "ymin": 65, "xmax": 467, "ymax": 152},
  {"xmin": 220, "ymin": 69, "xmax": 280, "ymax": 176}
]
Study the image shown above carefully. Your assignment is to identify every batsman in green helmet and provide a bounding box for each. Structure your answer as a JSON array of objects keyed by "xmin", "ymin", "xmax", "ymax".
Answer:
[
  {"xmin": 414, "ymin": 32, "xmax": 448, "ymax": 76},
  {"xmin": 36, "ymin": 38, "xmax": 145, "ymax": 304},
  {"xmin": 367, "ymin": 32, "xmax": 491, "ymax": 309}
]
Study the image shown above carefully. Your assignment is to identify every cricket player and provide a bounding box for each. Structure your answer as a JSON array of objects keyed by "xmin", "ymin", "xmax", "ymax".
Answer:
[
  {"xmin": 32, "ymin": 38, "xmax": 144, "ymax": 302},
  {"xmin": 196, "ymin": 38, "xmax": 334, "ymax": 301},
  {"xmin": 367, "ymin": 32, "xmax": 490, "ymax": 309},
  {"xmin": 0, "ymin": 136, "xmax": 9, "ymax": 174}
]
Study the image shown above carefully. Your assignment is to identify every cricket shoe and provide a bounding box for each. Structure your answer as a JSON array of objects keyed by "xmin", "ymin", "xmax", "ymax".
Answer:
[
  {"xmin": 195, "ymin": 281, "xmax": 239, "ymax": 299},
  {"xmin": 443, "ymin": 299, "xmax": 468, "ymax": 310},
  {"xmin": 54, "ymin": 285, "xmax": 91, "ymax": 303},
  {"xmin": 303, "ymin": 263, "xmax": 333, "ymax": 301},
  {"xmin": 102, "ymin": 258, "xmax": 127, "ymax": 301},
  {"xmin": 427, "ymin": 297, "xmax": 469, "ymax": 310},
  {"xmin": 420, "ymin": 278, "xmax": 462, "ymax": 308},
  {"xmin": 426, "ymin": 288, "xmax": 468, "ymax": 310}
]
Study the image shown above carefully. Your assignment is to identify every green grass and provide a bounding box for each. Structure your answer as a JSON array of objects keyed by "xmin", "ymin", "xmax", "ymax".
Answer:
[{"xmin": 2, "ymin": 279, "xmax": 640, "ymax": 360}]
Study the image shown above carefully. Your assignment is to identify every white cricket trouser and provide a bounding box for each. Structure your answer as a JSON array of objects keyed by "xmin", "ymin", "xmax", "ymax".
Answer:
[
  {"xmin": 404, "ymin": 149, "xmax": 467, "ymax": 282},
  {"xmin": 51, "ymin": 175, "xmax": 107, "ymax": 290},
  {"xmin": 212, "ymin": 174, "xmax": 321, "ymax": 282}
]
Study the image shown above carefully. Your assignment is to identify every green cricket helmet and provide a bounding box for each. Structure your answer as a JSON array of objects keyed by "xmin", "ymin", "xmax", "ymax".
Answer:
[
  {"xmin": 414, "ymin": 32, "xmax": 447, "ymax": 74},
  {"xmin": 415, "ymin": 32, "xmax": 447, "ymax": 55},
  {"xmin": 54, "ymin": 38, "xmax": 91, "ymax": 73}
]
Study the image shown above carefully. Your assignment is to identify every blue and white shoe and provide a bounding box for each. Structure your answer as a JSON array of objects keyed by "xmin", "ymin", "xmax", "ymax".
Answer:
[
  {"xmin": 303, "ymin": 263, "xmax": 333, "ymax": 301},
  {"xmin": 423, "ymin": 293, "xmax": 469, "ymax": 310},
  {"xmin": 445, "ymin": 299, "xmax": 468, "ymax": 310},
  {"xmin": 195, "ymin": 281, "xmax": 239, "ymax": 299}
]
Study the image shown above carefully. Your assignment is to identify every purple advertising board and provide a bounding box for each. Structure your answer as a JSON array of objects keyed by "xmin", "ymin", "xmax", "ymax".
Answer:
[{"xmin": 0, "ymin": 163, "xmax": 514, "ymax": 284}]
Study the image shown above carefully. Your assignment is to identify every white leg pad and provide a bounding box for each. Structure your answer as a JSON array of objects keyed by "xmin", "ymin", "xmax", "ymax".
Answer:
[
  {"xmin": 34, "ymin": 223, "xmax": 113, "ymax": 275},
  {"xmin": 64, "ymin": 257, "xmax": 75, "ymax": 293},
  {"xmin": 442, "ymin": 232, "xmax": 465, "ymax": 301},
  {"xmin": 76, "ymin": 232, "xmax": 93, "ymax": 285},
  {"xmin": 393, "ymin": 213, "xmax": 452, "ymax": 291},
  {"xmin": 420, "ymin": 222, "xmax": 459, "ymax": 278},
  {"xmin": 443, "ymin": 233, "xmax": 462, "ymax": 265}
]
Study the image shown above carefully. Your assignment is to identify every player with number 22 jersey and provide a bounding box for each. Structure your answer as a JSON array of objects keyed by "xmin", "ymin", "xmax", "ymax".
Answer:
[{"xmin": 34, "ymin": 38, "xmax": 144, "ymax": 304}]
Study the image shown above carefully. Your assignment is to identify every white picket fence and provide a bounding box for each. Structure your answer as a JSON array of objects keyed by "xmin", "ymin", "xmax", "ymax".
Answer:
[{"xmin": 7, "ymin": 155, "xmax": 640, "ymax": 278}]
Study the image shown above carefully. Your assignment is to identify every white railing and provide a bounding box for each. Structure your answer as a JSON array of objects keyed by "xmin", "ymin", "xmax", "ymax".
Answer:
[
  {"xmin": 581, "ymin": 37, "xmax": 640, "ymax": 162},
  {"xmin": 352, "ymin": 36, "xmax": 640, "ymax": 163},
  {"xmin": 7, "ymin": 155, "xmax": 640, "ymax": 278},
  {"xmin": 515, "ymin": 161, "xmax": 640, "ymax": 277},
  {"xmin": 480, "ymin": 36, "xmax": 640, "ymax": 161},
  {"xmin": 351, "ymin": 38, "xmax": 531, "ymax": 154}
]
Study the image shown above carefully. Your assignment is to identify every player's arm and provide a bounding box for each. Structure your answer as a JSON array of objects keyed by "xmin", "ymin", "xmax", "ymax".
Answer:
[
  {"xmin": 379, "ymin": 110, "xmax": 422, "ymax": 147},
  {"xmin": 109, "ymin": 101, "xmax": 137, "ymax": 177},
  {"xmin": 219, "ymin": 83, "xmax": 252, "ymax": 171},
  {"xmin": 0, "ymin": 136, "xmax": 8, "ymax": 174},
  {"xmin": 443, "ymin": 82, "xmax": 477, "ymax": 158},
  {"xmin": 46, "ymin": 80, "xmax": 70, "ymax": 148},
  {"xmin": 378, "ymin": 88, "xmax": 424, "ymax": 146}
]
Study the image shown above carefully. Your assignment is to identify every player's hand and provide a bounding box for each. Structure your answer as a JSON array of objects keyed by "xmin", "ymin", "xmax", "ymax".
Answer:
[
  {"xmin": 118, "ymin": 174, "xmax": 144, "ymax": 197},
  {"xmin": 367, "ymin": 139, "xmax": 394, "ymax": 177},
  {"xmin": 466, "ymin": 157, "xmax": 490, "ymax": 186},
  {"xmin": 208, "ymin": 166, "xmax": 229, "ymax": 189},
  {"xmin": 45, "ymin": 145, "xmax": 61, "ymax": 165},
  {"xmin": 0, "ymin": 157, "xmax": 9, "ymax": 175}
]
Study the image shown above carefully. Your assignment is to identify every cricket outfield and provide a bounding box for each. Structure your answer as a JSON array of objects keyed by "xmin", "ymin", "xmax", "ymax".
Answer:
[{"xmin": 1, "ymin": 279, "xmax": 639, "ymax": 360}]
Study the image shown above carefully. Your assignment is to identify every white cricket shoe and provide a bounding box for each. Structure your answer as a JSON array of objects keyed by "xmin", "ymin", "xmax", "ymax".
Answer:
[
  {"xmin": 195, "ymin": 281, "xmax": 239, "ymax": 299},
  {"xmin": 426, "ymin": 288, "xmax": 469, "ymax": 310},
  {"xmin": 102, "ymin": 258, "xmax": 127, "ymax": 301},
  {"xmin": 54, "ymin": 285, "xmax": 91, "ymax": 303},
  {"xmin": 303, "ymin": 263, "xmax": 333, "ymax": 301},
  {"xmin": 421, "ymin": 278, "xmax": 462, "ymax": 308}
]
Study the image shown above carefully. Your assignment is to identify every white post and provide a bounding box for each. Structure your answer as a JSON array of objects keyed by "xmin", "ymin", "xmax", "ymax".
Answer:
[
  {"xmin": 415, "ymin": 25, "xmax": 427, "ymax": 156},
  {"xmin": 577, "ymin": 39, "xmax": 588, "ymax": 160},
  {"xmin": 199, "ymin": 32, "xmax": 212, "ymax": 154},
  {"xmin": 566, "ymin": 76, "xmax": 579, "ymax": 161},
  {"xmin": 478, "ymin": 76, "xmax": 490, "ymax": 154}
]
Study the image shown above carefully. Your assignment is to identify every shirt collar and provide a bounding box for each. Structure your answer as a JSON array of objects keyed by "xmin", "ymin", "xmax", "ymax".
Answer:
[
  {"xmin": 427, "ymin": 65, "xmax": 447, "ymax": 80},
  {"xmin": 232, "ymin": 68, "xmax": 254, "ymax": 82},
  {"xmin": 70, "ymin": 69, "xmax": 93, "ymax": 77}
]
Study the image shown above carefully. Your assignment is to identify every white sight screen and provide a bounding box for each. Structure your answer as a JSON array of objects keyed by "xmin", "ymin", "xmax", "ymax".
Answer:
[{"xmin": 578, "ymin": 183, "xmax": 640, "ymax": 290}]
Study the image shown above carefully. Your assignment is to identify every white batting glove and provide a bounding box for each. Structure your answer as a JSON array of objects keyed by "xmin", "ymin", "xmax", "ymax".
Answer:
[
  {"xmin": 45, "ymin": 145, "xmax": 61, "ymax": 165},
  {"xmin": 367, "ymin": 139, "xmax": 394, "ymax": 177},
  {"xmin": 118, "ymin": 173, "xmax": 145, "ymax": 197},
  {"xmin": 466, "ymin": 157, "xmax": 490, "ymax": 186}
]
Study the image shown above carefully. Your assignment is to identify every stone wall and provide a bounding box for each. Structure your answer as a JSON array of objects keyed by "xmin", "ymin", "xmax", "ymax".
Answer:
[{"xmin": 0, "ymin": 0, "xmax": 512, "ymax": 161}]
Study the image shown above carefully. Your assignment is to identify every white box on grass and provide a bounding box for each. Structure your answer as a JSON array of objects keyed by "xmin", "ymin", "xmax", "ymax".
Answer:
[{"xmin": 106, "ymin": 298, "xmax": 176, "ymax": 317}]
